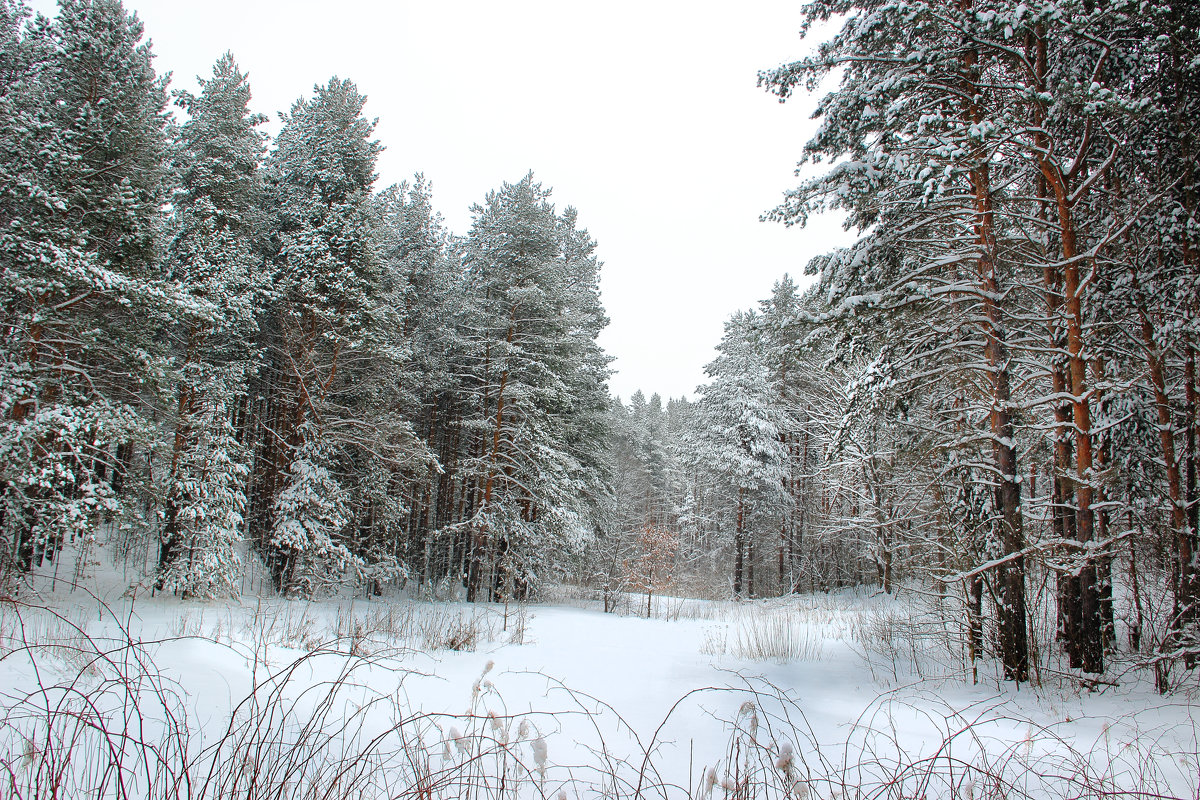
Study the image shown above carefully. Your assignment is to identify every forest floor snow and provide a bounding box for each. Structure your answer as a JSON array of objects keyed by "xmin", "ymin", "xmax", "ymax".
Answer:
[{"xmin": 2, "ymin": 570, "xmax": 1198, "ymax": 798}]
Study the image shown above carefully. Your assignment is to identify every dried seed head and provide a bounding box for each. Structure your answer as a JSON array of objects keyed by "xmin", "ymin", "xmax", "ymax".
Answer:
[
  {"xmin": 531, "ymin": 737, "xmax": 548, "ymax": 768},
  {"xmin": 775, "ymin": 741, "xmax": 794, "ymax": 772}
]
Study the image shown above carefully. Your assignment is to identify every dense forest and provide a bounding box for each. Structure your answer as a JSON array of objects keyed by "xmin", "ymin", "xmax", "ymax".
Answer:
[
  {"xmin": 3, "ymin": 0, "xmax": 1199, "ymax": 692},
  {"xmin": 0, "ymin": 0, "xmax": 611, "ymax": 605}
]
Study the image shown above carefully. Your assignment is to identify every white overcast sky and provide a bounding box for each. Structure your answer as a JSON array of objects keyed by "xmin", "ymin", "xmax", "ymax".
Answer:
[{"xmin": 31, "ymin": 0, "xmax": 851, "ymax": 401}]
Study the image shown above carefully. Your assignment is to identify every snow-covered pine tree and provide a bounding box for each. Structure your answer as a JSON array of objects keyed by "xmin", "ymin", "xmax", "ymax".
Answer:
[
  {"xmin": 156, "ymin": 52, "xmax": 268, "ymax": 597},
  {"xmin": 592, "ymin": 396, "xmax": 641, "ymax": 610},
  {"xmin": 375, "ymin": 177, "xmax": 469, "ymax": 590},
  {"xmin": 333, "ymin": 181, "xmax": 435, "ymax": 594},
  {"xmin": 459, "ymin": 174, "xmax": 610, "ymax": 602},
  {"xmin": 155, "ymin": 389, "xmax": 248, "ymax": 598},
  {"xmin": 554, "ymin": 204, "xmax": 615, "ymax": 559},
  {"xmin": 253, "ymin": 77, "xmax": 384, "ymax": 597},
  {"xmin": 1081, "ymin": 0, "xmax": 1200, "ymax": 680},
  {"xmin": 269, "ymin": 424, "xmax": 355, "ymax": 597},
  {"xmin": 1009, "ymin": 0, "xmax": 1151, "ymax": 676},
  {"xmin": 693, "ymin": 312, "xmax": 789, "ymax": 598},
  {"xmin": 0, "ymin": 0, "xmax": 179, "ymax": 581},
  {"xmin": 50, "ymin": 0, "xmax": 177, "ymax": 498},
  {"xmin": 760, "ymin": 0, "xmax": 1040, "ymax": 679},
  {"xmin": 756, "ymin": 275, "xmax": 812, "ymax": 593},
  {"xmin": 753, "ymin": 0, "xmax": 1200, "ymax": 683},
  {"xmin": 631, "ymin": 391, "xmax": 674, "ymax": 528},
  {"xmin": 591, "ymin": 390, "xmax": 688, "ymax": 607}
]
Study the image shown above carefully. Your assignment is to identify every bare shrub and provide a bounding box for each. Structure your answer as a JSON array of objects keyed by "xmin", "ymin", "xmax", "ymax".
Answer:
[
  {"xmin": 702, "ymin": 625, "xmax": 730, "ymax": 657},
  {"xmin": 0, "ymin": 599, "xmax": 551, "ymax": 800},
  {"xmin": 238, "ymin": 599, "xmax": 507, "ymax": 659},
  {"xmin": 734, "ymin": 613, "xmax": 824, "ymax": 663},
  {"xmin": 701, "ymin": 610, "xmax": 825, "ymax": 663},
  {"xmin": 843, "ymin": 593, "xmax": 1001, "ymax": 685},
  {"xmin": 0, "ymin": 600, "xmax": 193, "ymax": 800},
  {"xmin": 688, "ymin": 677, "xmax": 1199, "ymax": 800},
  {"xmin": 0, "ymin": 602, "xmax": 98, "ymax": 674}
]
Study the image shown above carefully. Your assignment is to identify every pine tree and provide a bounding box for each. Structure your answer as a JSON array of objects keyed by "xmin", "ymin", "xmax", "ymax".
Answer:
[
  {"xmin": 377, "ymin": 176, "xmax": 468, "ymax": 590},
  {"xmin": 156, "ymin": 389, "xmax": 248, "ymax": 598},
  {"xmin": 0, "ymin": 0, "xmax": 178, "ymax": 580},
  {"xmin": 760, "ymin": 0, "xmax": 1039, "ymax": 679},
  {"xmin": 252, "ymin": 77, "xmax": 384, "ymax": 596},
  {"xmin": 156, "ymin": 52, "xmax": 267, "ymax": 597},
  {"xmin": 693, "ymin": 312, "xmax": 788, "ymax": 598},
  {"xmin": 269, "ymin": 425, "xmax": 355, "ymax": 597},
  {"xmin": 334, "ymin": 181, "xmax": 434, "ymax": 593},
  {"xmin": 460, "ymin": 174, "xmax": 610, "ymax": 601}
]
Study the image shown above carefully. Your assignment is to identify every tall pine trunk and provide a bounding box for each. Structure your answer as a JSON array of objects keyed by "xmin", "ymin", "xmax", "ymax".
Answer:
[{"xmin": 963, "ymin": 34, "xmax": 1029, "ymax": 679}]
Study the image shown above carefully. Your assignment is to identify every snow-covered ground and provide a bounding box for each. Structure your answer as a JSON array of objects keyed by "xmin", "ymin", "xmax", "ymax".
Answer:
[{"xmin": 2, "ymin": 565, "xmax": 1198, "ymax": 799}]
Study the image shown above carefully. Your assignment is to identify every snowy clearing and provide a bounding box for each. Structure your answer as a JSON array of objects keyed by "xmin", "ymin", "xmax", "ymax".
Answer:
[{"xmin": 3, "ymin": 583, "xmax": 1197, "ymax": 799}]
